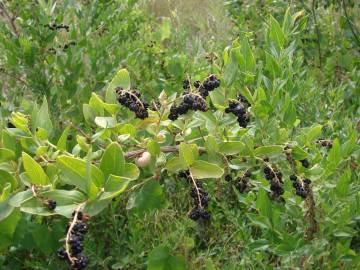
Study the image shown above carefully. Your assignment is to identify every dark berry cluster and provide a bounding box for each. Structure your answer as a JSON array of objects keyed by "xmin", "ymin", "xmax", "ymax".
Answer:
[
  {"xmin": 168, "ymin": 93, "xmax": 207, "ymax": 120},
  {"xmin": 116, "ymin": 87, "xmax": 149, "ymax": 119},
  {"xmin": 57, "ymin": 211, "xmax": 89, "ymax": 269},
  {"xmin": 316, "ymin": 139, "xmax": 333, "ymax": 148},
  {"xmin": 168, "ymin": 75, "xmax": 221, "ymax": 121},
  {"xmin": 290, "ymin": 175, "xmax": 311, "ymax": 198},
  {"xmin": 263, "ymin": 165, "xmax": 284, "ymax": 197},
  {"xmin": 194, "ymin": 74, "xmax": 221, "ymax": 98},
  {"xmin": 62, "ymin": 41, "xmax": 76, "ymax": 51},
  {"xmin": 235, "ymin": 170, "xmax": 252, "ymax": 193},
  {"xmin": 300, "ymin": 159, "xmax": 310, "ymax": 168},
  {"xmin": 178, "ymin": 171, "xmax": 211, "ymax": 221},
  {"xmin": 225, "ymin": 94, "xmax": 251, "ymax": 128},
  {"xmin": 46, "ymin": 23, "xmax": 70, "ymax": 32}
]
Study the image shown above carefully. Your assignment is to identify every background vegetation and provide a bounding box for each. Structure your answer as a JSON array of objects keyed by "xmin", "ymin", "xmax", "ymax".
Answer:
[{"xmin": 0, "ymin": 0, "xmax": 359, "ymax": 269}]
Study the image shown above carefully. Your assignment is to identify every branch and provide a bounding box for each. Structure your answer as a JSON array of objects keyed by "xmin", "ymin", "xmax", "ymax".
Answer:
[
  {"xmin": 311, "ymin": 0, "xmax": 322, "ymax": 67},
  {"xmin": 0, "ymin": 2, "xmax": 19, "ymax": 37},
  {"xmin": 65, "ymin": 204, "xmax": 84, "ymax": 264},
  {"xmin": 340, "ymin": 0, "xmax": 360, "ymax": 48},
  {"xmin": 124, "ymin": 145, "xmax": 206, "ymax": 159}
]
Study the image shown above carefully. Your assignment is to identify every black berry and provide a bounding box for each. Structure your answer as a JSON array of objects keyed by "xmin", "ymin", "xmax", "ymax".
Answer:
[
  {"xmin": 46, "ymin": 199, "xmax": 57, "ymax": 210},
  {"xmin": 300, "ymin": 159, "xmax": 310, "ymax": 168}
]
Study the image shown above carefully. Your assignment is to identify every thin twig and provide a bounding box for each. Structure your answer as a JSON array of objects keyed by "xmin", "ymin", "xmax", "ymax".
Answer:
[
  {"xmin": 312, "ymin": 0, "xmax": 322, "ymax": 67},
  {"xmin": 0, "ymin": 2, "xmax": 19, "ymax": 37},
  {"xmin": 65, "ymin": 204, "xmax": 84, "ymax": 264},
  {"xmin": 124, "ymin": 145, "xmax": 206, "ymax": 159},
  {"xmin": 340, "ymin": 0, "xmax": 360, "ymax": 48},
  {"xmin": 119, "ymin": 89, "xmax": 145, "ymax": 109},
  {"xmin": 189, "ymin": 170, "xmax": 202, "ymax": 209}
]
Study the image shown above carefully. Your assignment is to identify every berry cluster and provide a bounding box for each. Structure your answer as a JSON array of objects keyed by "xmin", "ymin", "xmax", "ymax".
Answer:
[
  {"xmin": 46, "ymin": 23, "xmax": 70, "ymax": 32},
  {"xmin": 235, "ymin": 170, "xmax": 252, "ymax": 193},
  {"xmin": 178, "ymin": 171, "xmax": 211, "ymax": 221},
  {"xmin": 300, "ymin": 159, "xmax": 310, "ymax": 168},
  {"xmin": 194, "ymin": 74, "xmax": 221, "ymax": 98},
  {"xmin": 290, "ymin": 175, "xmax": 311, "ymax": 198},
  {"xmin": 116, "ymin": 87, "xmax": 149, "ymax": 119},
  {"xmin": 225, "ymin": 94, "xmax": 251, "ymax": 128},
  {"xmin": 263, "ymin": 165, "xmax": 284, "ymax": 197},
  {"xmin": 168, "ymin": 75, "xmax": 221, "ymax": 121},
  {"xmin": 168, "ymin": 93, "xmax": 207, "ymax": 120},
  {"xmin": 57, "ymin": 211, "xmax": 89, "ymax": 269},
  {"xmin": 316, "ymin": 139, "xmax": 333, "ymax": 148},
  {"xmin": 63, "ymin": 41, "xmax": 76, "ymax": 51}
]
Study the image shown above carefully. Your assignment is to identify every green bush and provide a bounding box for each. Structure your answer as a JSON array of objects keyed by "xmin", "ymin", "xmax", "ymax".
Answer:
[{"xmin": 0, "ymin": 1, "xmax": 359, "ymax": 269}]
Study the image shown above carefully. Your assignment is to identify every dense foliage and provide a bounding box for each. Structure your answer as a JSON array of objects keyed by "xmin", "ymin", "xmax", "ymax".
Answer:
[{"xmin": 0, "ymin": 1, "xmax": 359, "ymax": 269}]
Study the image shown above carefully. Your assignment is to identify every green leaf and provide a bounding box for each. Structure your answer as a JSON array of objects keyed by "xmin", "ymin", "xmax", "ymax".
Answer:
[
  {"xmin": 0, "ymin": 201, "xmax": 14, "ymax": 222},
  {"xmin": 0, "ymin": 183, "xmax": 11, "ymax": 202},
  {"xmin": 90, "ymin": 93, "xmax": 119, "ymax": 114},
  {"xmin": 256, "ymin": 188, "xmax": 272, "ymax": 222},
  {"xmin": 247, "ymin": 213, "xmax": 272, "ymax": 230},
  {"xmin": 306, "ymin": 124, "xmax": 323, "ymax": 142},
  {"xmin": 335, "ymin": 169, "xmax": 351, "ymax": 198},
  {"xmin": 254, "ymin": 145, "xmax": 283, "ymax": 157},
  {"xmin": 239, "ymin": 87, "xmax": 254, "ymax": 105},
  {"xmin": 122, "ymin": 163, "xmax": 140, "ymax": 180},
  {"xmin": 205, "ymin": 135, "xmax": 219, "ymax": 155},
  {"xmin": 190, "ymin": 160, "xmax": 224, "ymax": 179},
  {"xmin": 179, "ymin": 143, "xmax": 198, "ymax": 167},
  {"xmin": 0, "ymin": 148, "xmax": 15, "ymax": 162},
  {"xmin": 0, "ymin": 209, "xmax": 21, "ymax": 251},
  {"xmin": 148, "ymin": 245, "xmax": 185, "ymax": 270},
  {"xmin": 57, "ymin": 156, "xmax": 103, "ymax": 194},
  {"xmin": 14, "ymin": 189, "xmax": 86, "ymax": 217},
  {"xmin": 11, "ymin": 112, "xmax": 30, "ymax": 133},
  {"xmin": 147, "ymin": 140, "xmax": 160, "ymax": 156},
  {"xmin": 105, "ymin": 69, "xmax": 131, "ymax": 103},
  {"xmin": 22, "ymin": 152, "xmax": 49, "ymax": 185},
  {"xmin": 33, "ymin": 97, "xmax": 53, "ymax": 136},
  {"xmin": 95, "ymin": 117, "xmax": 117, "ymax": 128},
  {"xmin": 158, "ymin": 18, "xmax": 172, "ymax": 41},
  {"xmin": 238, "ymin": 38, "xmax": 256, "ymax": 77},
  {"xmin": 326, "ymin": 138, "xmax": 341, "ymax": 171},
  {"xmin": 100, "ymin": 143, "xmax": 125, "ymax": 178},
  {"xmin": 84, "ymin": 199, "xmax": 111, "ymax": 217},
  {"xmin": 99, "ymin": 175, "xmax": 130, "ymax": 201},
  {"xmin": 57, "ymin": 125, "xmax": 71, "ymax": 151},
  {"xmin": 41, "ymin": 190, "xmax": 86, "ymax": 205},
  {"xmin": 219, "ymin": 142, "xmax": 245, "ymax": 155},
  {"xmin": 223, "ymin": 48, "xmax": 239, "ymax": 86},
  {"xmin": 209, "ymin": 90, "xmax": 226, "ymax": 108},
  {"xmin": 119, "ymin": 123, "xmax": 137, "ymax": 137},
  {"xmin": 292, "ymin": 146, "xmax": 308, "ymax": 160},
  {"xmin": 268, "ymin": 16, "xmax": 286, "ymax": 49},
  {"xmin": 127, "ymin": 180, "xmax": 164, "ymax": 214},
  {"xmin": 8, "ymin": 190, "xmax": 33, "ymax": 207},
  {"xmin": 166, "ymin": 157, "xmax": 187, "ymax": 172},
  {"xmin": 83, "ymin": 104, "xmax": 97, "ymax": 123},
  {"xmin": 0, "ymin": 170, "xmax": 17, "ymax": 191}
]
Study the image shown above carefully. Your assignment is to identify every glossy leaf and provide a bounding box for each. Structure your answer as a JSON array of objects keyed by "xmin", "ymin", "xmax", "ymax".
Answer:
[
  {"xmin": 190, "ymin": 160, "xmax": 224, "ymax": 179},
  {"xmin": 100, "ymin": 142, "xmax": 125, "ymax": 178},
  {"xmin": 22, "ymin": 152, "xmax": 49, "ymax": 185}
]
